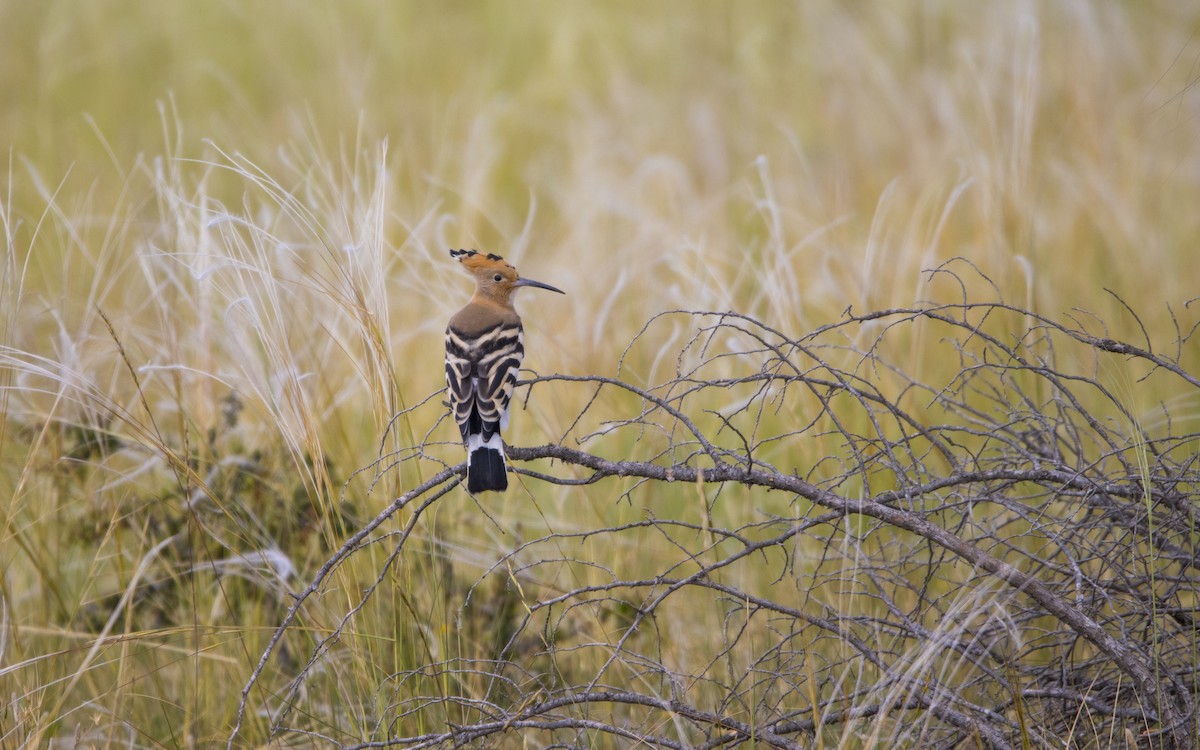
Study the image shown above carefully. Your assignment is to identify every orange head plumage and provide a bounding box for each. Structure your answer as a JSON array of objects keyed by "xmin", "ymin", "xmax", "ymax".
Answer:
[{"xmin": 450, "ymin": 248, "xmax": 564, "ymax": 307}]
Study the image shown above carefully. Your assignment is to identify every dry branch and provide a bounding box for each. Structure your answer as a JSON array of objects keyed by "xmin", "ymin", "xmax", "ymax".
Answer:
[{"xmin": 230, "ymin": 281, "xmax": 1200, "ymax": 749}]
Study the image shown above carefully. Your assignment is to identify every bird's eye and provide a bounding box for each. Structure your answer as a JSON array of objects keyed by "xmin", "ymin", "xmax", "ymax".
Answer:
[{"xmin": 493, "ymin": 274, "xmax": 502, "ymax": 282}]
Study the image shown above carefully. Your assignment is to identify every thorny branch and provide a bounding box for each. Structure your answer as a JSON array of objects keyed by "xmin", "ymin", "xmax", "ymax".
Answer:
[{"xmin": 230, "ymin": 276, "xmax": 1200, "ymax": 749}]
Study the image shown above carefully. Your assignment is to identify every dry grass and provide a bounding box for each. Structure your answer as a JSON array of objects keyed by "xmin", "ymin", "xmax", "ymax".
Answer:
[{"xmin": 2, "ymin": 1, "xmax": 1199, "ymax": 747}]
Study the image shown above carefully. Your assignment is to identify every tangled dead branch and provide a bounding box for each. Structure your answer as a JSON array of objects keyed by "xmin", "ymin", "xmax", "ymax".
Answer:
[{"xmin": 229, "ymin": 270, "xmax": 1200, "ymax": 749}]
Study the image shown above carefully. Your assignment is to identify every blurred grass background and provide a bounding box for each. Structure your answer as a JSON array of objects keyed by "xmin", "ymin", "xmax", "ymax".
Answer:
[{"xmin": 2, "ymin": 0, "xmax": 1199, "ymax": 746}]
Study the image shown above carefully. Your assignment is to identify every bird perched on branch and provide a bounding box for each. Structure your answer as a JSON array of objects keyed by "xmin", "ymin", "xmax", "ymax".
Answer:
[{"xmin": 445, "ymin": 249, "xmax": 564, "ymax": 493}]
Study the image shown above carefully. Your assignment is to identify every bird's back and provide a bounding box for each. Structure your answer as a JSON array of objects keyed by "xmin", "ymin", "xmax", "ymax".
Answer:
[
  {"xmin": 445, "ymin": 300, "xmax": 525, "ymax": 437},
  {"xmin": 447, "ymin": 299, "xmax": 521, "ymax": 337}
]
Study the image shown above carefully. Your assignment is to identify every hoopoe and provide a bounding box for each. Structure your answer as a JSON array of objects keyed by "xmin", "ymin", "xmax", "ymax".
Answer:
[{"xmin": 445, "ymin": 249, "xmax": 564, "ymax": 492}]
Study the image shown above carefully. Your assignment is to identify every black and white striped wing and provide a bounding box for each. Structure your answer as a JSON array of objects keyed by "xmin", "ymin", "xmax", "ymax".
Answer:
[{"xmin": 445, "ymin": 321, "xmax": 524, "ymax": 442}]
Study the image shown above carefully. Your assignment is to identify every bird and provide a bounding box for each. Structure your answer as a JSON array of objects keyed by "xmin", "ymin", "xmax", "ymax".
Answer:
[{"xmin": 445, "ymin": 249, "xmax": 564, "ymax": 493}]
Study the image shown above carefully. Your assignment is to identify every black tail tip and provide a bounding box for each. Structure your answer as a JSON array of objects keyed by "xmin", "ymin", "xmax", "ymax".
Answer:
[{"xmin": 467, "ymin": 447, "xmax": 508, "ymax": 493}]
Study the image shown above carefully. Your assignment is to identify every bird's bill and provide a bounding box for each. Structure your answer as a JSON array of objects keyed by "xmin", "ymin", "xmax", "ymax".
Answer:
[{"xmin": 513, "ymin": 277, "xmax": 566, "ymax": 294}]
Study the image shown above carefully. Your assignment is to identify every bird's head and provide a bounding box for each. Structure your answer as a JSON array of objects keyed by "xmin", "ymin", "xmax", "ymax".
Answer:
[{"xmin": 450, "ymin": 248, "xmax": 565, "ymax": 305}]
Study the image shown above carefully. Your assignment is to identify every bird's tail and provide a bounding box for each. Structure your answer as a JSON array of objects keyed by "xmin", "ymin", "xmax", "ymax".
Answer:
[{"xmin": 466, "ymin": 432, "xmax": 508, "ymax": 493}]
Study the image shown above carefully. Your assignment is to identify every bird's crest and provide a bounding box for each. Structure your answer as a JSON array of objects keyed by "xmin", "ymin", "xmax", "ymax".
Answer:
[{"xmin": 450, "ymin": 248, "xmax": 513, "ymax": 273}]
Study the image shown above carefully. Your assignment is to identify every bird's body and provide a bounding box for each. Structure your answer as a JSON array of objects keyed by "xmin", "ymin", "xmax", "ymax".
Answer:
[{"xmin": 444, "ymin": 249, "xmax": 563, "ymax": 493}]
